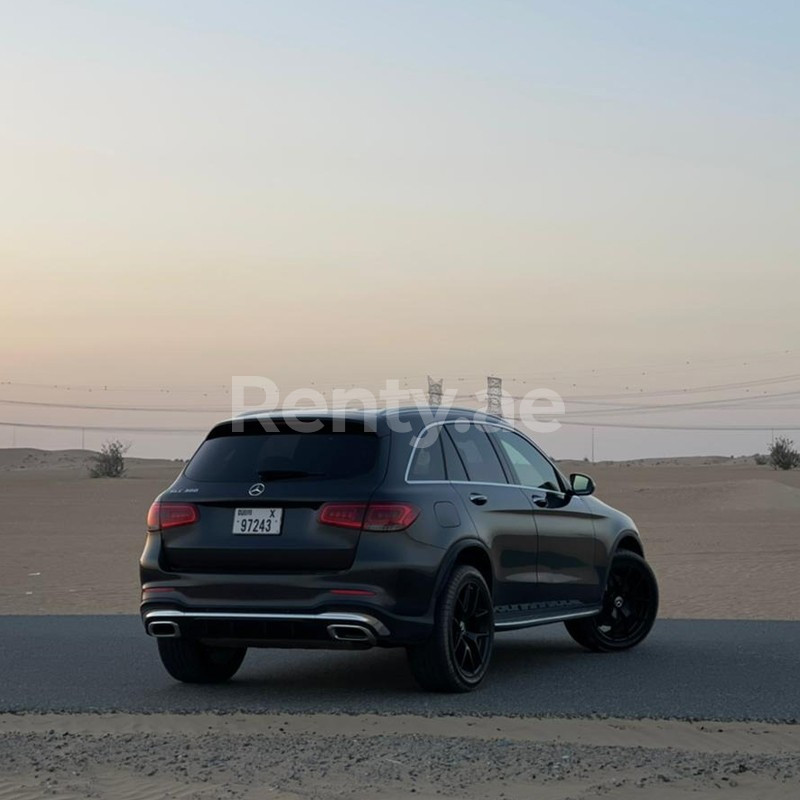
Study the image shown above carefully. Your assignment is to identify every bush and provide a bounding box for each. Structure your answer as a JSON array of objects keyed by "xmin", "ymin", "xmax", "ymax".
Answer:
[
  {"xmin": 89, "ymin": 439, "xmax": 130, "ymax": 478},
  {"xmin": 754, "ymin": 453, "xmax": 769, "ymax": 466},
  {"xmin": 768, "ymin": 437, "xmax": 800, "ymax": 471}
]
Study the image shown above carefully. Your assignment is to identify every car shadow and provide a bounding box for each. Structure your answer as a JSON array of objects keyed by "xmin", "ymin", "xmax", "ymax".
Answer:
[{"xmin": 152, "ymin": 630, "xmax": 623, "ymax": 712}]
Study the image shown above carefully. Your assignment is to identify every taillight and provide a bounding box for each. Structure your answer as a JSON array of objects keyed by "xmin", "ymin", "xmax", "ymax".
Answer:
[
  {"xmin": 364, "ymin": 503, "xmax": 419, "ymax": 531},
  {"xmin": 318, "ymin": 503, "xmax": 366, "ymax": 530},
  {"xmin": 146, "ymin": 501, "xmax": 199, "ymax": 531},
  {"xmin": 318, "ymin": 502, "xmax": 419, "ymax": 532}
]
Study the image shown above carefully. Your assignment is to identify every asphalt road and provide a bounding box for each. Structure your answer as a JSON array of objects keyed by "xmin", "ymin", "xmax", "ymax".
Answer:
[{"xmin": 1, "ymin": 616, "xmax": 798, "ymax": 721}]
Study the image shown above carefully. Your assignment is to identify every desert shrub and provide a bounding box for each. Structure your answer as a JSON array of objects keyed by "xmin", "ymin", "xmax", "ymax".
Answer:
[
  {"xmin": 768, "ymin": 437, "xmax": 800, "ymax": 471},
  {"xmin": 754, "ymin": 453, "xmax": 769, "ymax": 466},
  {"xmin": 89, "ymin": 439, "xmax": 130, "ymax": 478}
]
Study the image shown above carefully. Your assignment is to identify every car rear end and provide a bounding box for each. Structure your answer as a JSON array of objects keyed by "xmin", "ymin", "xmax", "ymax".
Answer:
[{"xmin": 140, "ymin": 414, "xmax": 444, "ymax": 650}]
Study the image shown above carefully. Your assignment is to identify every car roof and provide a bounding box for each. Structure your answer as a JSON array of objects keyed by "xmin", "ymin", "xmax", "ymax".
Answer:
[{"xmin": 219, "ymin": 406, "xmax": 507, "ymax": 432}]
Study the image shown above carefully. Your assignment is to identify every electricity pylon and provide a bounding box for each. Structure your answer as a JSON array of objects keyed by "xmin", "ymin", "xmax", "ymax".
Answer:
[
  {"xmin": 486, "ymin": 376, "xmax": 503, "ymax": 417},
  {"xmin": 427, "ymin": 376, "xmax": 443, "ymax": 407}
]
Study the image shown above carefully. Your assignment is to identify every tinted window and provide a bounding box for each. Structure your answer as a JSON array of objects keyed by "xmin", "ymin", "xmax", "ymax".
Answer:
[
  {"xmin": 185, "ymin": 431, "xmax": 379, "ymax": 483},
  {"xmin": 441, "ymin": 428, "xmax": 468, "ymax": 481},
  {"xmin": 489, "ymin": 428, "xmax": 561, "ymax": 492},
  {"xmin": 445, "ymin": 424, "xmax": 507, "ymax": 484},
  {"xmin": 408, "ymin": 433, "xmax": 446, "ymax": 481}
]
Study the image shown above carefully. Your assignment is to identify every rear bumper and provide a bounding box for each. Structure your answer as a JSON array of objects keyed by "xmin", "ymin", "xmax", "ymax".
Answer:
[{"xmin": 140, "ymin": 528, "xmax": 446, "ymax": 646}]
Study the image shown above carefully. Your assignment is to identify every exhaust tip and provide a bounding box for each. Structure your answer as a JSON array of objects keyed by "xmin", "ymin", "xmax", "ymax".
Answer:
[
  {"xmin": 327, "ymin": 624, "xmax": 375, "ymax": 646},
  {"xmin": 147, "ymin": 620, "xmax": 181, "ymax": 638}
]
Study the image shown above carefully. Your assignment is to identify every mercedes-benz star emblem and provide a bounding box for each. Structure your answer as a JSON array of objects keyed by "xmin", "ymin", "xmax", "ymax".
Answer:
[{"xmin": 248, "ymin": 483, "xmax": 265, "ymax": 497}]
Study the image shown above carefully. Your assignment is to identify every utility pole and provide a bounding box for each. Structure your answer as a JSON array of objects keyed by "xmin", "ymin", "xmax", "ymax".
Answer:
[
  {"xmin": 591, "ymin": 427, "xmax": 596, "ymax": 463},
  {"xmin": 427, "ymin": 376, "xmax": 443, "ymax": 407},
  {"xmin": 486, "ymin": 376, "xmax": 503, "ymax": 417}
]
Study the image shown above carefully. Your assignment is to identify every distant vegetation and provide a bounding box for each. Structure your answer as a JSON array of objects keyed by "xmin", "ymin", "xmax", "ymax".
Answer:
[
  {"xmin": 768, "ymin": 436, "xmax": 800, "ymax": 471},
  {"xmin": 89, "ymin": 439, "xmax": 130, "ymax": 478}
]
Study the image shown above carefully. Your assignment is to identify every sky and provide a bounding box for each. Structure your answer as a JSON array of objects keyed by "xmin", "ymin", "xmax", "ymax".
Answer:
[{"xmin": 1, "ymin": 1, "xmax": 799, "ymax": 458}]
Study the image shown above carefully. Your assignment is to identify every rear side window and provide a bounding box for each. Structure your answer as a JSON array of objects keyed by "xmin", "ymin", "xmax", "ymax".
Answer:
[
  {"xmin": 185, "ymin": 429, "xmax": 380, "ymax": 483},
  {"xmin": 445, "ymin": 424, "xmax": 507, "ymax": 484},
  {"xmin": 408, "ymin": 434, "xmax": 446, "ymax": 481}
]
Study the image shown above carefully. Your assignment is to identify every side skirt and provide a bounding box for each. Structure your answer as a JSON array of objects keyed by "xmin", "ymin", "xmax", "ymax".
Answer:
[{"xmin": 494, "ymin": 606, "xmax": 601, "ymax": 632}]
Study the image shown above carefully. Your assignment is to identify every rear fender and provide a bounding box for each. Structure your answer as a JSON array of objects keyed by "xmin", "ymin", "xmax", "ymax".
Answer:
[{"xmin": 427, "ymin": 539, "xmax": 494, "ymax": 615}]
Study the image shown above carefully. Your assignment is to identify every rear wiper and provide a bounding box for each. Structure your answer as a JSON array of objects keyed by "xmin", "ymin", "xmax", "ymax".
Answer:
[{"xmin": 257, "ymin": 470, "xmax": 323, "ymax": 481}]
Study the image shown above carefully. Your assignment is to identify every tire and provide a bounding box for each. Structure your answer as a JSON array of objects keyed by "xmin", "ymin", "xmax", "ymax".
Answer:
[
  {"xmin": 407, "ymin": 565, "xmax": 494, "ymax": 693},
  {"xmin": 157, "ymin": 638, "xmax": 247, "ymax": 683},
  {"xmin": 566, "ymin": 551, "xmax": 658, "ymax": 652}
]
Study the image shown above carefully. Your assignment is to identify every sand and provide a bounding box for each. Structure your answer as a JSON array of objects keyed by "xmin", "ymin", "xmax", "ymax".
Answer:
[
  {"xmin": 0, "ymin": 712, "xmax": 798, "ymax": 799},
  {"xmin": 0, "ymin": 451, "xmax": 183, "ymax": 615},
  {"xmin": 1, "ymin": 449, "xmax": 798, "ymax": 618}
]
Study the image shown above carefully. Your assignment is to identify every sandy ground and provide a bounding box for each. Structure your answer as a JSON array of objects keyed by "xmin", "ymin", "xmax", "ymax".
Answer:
[
  {"xmin": 0, "ymin": 448, "xmax": 799, "ymax": 618},
  {"xmin": 1, "ymin": 712, "xmax": 798, "ymax": 799}
]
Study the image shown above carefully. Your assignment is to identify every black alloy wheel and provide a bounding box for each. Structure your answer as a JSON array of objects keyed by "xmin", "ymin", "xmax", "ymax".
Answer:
[
  {"xmin": 407, "ymin": 565, "xmax": 495, "ymax": 692},
  {"xmin": 565, "ymin": 551, "xmax": 659, "ymax": 652},
  {"xmin": 451, "ymin": 576, "xmax": 493, "ymax": 680}
]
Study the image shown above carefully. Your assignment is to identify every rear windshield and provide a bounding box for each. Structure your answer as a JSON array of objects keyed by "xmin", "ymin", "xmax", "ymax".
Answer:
[{"xmin": 185, "ymin": 428, "xmax": 380, "ymax": 483}]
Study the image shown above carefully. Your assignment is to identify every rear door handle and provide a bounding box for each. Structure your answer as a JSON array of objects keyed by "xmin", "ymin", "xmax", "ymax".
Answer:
[{"xmin": 469, "ymin": 493, "xmax": 488, "ymax": 506}]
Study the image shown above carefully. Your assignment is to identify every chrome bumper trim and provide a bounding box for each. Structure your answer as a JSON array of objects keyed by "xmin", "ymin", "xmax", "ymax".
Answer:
[{"xmin": 143, "ymin": 609, "xmax": 391, "ymax": 638}]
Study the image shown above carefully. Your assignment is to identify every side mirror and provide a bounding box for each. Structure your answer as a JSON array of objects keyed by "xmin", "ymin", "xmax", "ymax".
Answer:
[{"xmin": 570, "ymin": 473, "xmax": 595, "ymax": 496}]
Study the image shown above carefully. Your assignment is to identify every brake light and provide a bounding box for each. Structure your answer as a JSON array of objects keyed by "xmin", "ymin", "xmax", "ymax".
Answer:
[
  {"xmin": 146, "ymin": 501, "xmax": 199, "ymax": 531},
  {"xmin": 318, "ymin": 502, "xmax": 419, "ymax": 532},
  {"xmin": 363, "ymin": 503, "xmax": 419, "ymax": 531},
  {"xmin": 318, "ymin": 503, "xmax": 366, "ymax": 530}
]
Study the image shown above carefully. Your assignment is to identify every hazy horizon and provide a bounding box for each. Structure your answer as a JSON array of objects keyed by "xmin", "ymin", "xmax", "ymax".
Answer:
[{"xmin": 2, "ymin": 1, "xmax": 798, "ymax": 459}]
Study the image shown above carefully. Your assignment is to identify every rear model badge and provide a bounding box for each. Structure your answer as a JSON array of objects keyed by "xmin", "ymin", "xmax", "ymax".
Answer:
[{"xmin": 248, "ymin": 483, "xmax": 265, "ymax": 496}]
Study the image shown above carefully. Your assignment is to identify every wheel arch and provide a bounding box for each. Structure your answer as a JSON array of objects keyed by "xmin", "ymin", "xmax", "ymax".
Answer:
[
  {"xmin": 613, "ymin": 531, "xmax": 644, "ymax": 558},
  {"xmin": 597, "ymin": 530, "xmax": 645, "ymax": 591},
  {"xmin": 431, "ymin": 539, "xmax": 494, "ymax": 606}
]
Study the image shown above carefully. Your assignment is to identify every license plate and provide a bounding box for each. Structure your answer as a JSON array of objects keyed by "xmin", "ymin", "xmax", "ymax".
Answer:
[{"xmin": 232, "ymin": 508, "xmax": 283, "ymax": 535}]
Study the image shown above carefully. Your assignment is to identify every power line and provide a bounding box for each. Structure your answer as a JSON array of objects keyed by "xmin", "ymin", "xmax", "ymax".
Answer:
[
  {"xmin": 2, "ymin": 414, "xmax": 796, "ymax": 436},
  {"xmin": 502, "ymin": 348, "xmax": 798, "ymax": 380},
  {"xmin": 0, "ymin": 375, "xmax": 433, "ymax": 395},
  {"xmin": 0, "ymin": 420, "xmax": 207, "ymax": 434},
  {"xmin": 0, "ymin": 398, "xmax": 230, "ymax": 413},
  {"xmin": 3, "ymin": 385, "xmax": 800, "ymax": 418},
  {"xmin": 508, "ymin": 417, "xmax": 800, "ymax": 432},
  {"xmin": 556, "ymin": 373, "xmax": 800, "ymax": 401},
  {"xmin": 1, "ymin": 348, "xmax": 796, "ymax": 395},
  {"xmin": 539, "ymin": 389, "xmax": 800, "ymax": 417},
  {"xmin": 5, "ymin": 368, "xmax": 800, "ymax": 411}
]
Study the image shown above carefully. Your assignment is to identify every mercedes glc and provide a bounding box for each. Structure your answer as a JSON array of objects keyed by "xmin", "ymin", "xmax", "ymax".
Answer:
[{"xmin": 140, "ymin": 407, "xmax": 658, "ymax": 692}]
